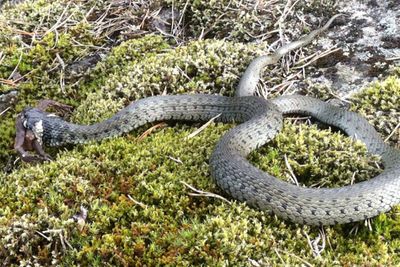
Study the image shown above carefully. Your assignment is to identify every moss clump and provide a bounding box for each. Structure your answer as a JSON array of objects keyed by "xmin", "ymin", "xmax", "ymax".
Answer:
[
  {"xmin": 99, "ymin": 39, "xmax": 260, "ymax": 98},
  {"xmin": 351, "ymin": 76, "xmax": 400, "ymax": 146},
  {"xmin": 250, "ymin": 121, "xmax": 382, "ymax": 188},
  {"xmin": 0, "ymin": 0, "xmax": 87, "ymax": 33},
  {"xmin": 92, "ymin": 35, "xmax": 171, "ymax": 77},
  {"xmin": 71, "ymin": 38, "xmax": 262, "ymax": 124},
  {"xmin": 0, "ymin": 212, "xmax": 75, "ymax": 265}
]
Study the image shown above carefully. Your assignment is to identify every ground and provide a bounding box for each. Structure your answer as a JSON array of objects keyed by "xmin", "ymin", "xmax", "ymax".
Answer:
[{"xmin": 0, "ymin": 0, "xmax": 399, "ymax": 266}]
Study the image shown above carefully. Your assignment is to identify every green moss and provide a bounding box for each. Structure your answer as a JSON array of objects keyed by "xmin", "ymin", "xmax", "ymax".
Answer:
[
  {"xmin": 1, "ymin": 0, "xmax": 400, "ymax": 265},
  {"xmin": 101, "ymin": 39, "xmax": 259, "ymax": 99},
  {"xmin": 0, "ymin": 0, "xmax": 86, "ymax": 33},
  {"xmin": 0, "ymin": 117, "xmax": 16, "ymax": 169},
  {"xmin": 71, "ymin": 38, "xmax": 261, "ymax": 124},
  {"xmin": 249, "ymin": 122, "xmax": 382, "ymax": 188},
  {"xmin": 351, "ymin": 76, "xmax": 400, "ymax": 146}
]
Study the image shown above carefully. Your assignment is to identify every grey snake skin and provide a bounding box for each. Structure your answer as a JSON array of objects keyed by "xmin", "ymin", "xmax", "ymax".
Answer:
[{"xmin": 20, "ymin": 15, "xmax": 400, "ymax": 225}]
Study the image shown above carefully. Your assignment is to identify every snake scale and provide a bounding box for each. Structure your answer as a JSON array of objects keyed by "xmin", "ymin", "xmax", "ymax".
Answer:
[{"xmin": 18, "ymin": 15, "xmax": 400, "ymax": 225}]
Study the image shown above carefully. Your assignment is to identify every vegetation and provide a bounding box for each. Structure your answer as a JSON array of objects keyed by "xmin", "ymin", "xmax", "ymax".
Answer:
[{"xmin": 0, "ymin": 0, "xmax": 399, "ymax": 265}]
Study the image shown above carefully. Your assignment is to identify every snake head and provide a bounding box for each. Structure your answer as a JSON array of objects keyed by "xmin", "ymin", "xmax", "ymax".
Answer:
[
  {"xmin": 14, "ymin": 107, "xmax": 60, "ymax": 163},
  {"xmin": 15, "ymin": 99, "xmax": 73, "ymax": 163},
  {"xmin": 21, "ymin": 107, "xmax": 53, "ymax": 146}
]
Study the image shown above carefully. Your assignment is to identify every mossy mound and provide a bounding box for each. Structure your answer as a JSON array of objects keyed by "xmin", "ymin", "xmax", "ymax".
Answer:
[
  {"xmin": 250, "ymin": 122, "xmax": 382, "ymax": 188},
  {"xmin": 72, "ymin": 38, "xmax": 261, "ymax": 124},
  {"xmin": 1, "ymin": 0, "xmax": 400, "ymax": 265},
  {"xmin": 351, "ymin": 76, "xmax": 400, "ymax": 146}
]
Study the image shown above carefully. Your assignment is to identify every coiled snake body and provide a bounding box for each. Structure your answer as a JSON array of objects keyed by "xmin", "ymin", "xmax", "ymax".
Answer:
[{"xmin": 17, "ymin": 16, "xmax": 400, "ymax": 225}]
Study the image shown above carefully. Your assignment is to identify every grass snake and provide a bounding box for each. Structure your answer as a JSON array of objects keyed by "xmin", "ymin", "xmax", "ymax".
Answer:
[{"xmin": 16, "ymin": 15, "xmax": 400, "ymax": 225}]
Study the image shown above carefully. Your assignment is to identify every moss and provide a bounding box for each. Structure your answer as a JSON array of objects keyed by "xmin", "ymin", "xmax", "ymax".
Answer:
[
  {"xmin": 0, "ymin": 0, "xmax": 87, "ymax": 33},
  {"xmin": 249, "ymin": 122, "xmax": 382, "ymax": 188},
  {"xmin": 97, "ymin": 39, "xmax": 260, "ymax": 98},
  {"xmin": 71, "ymin": 38, "xmax": 262, "ymax": 124},
  {"xmin": 0, "ymin": 118, "xmax": 16, "ymax": 170},
  {"xmin": 1, "ymin": 0, "xmax": 400, "ymax": 265},
  {"xmin": 351, "ymin": 76, "xmax": 400, "ymax": 146}
]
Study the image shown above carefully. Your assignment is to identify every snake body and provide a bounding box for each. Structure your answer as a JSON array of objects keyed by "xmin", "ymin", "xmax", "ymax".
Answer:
[
  {"xmin": 20, "ymin": 15, "xmax": 400, "ymax": 225},
  {"xmin": 21, "ymin": 94, "xmax": 400, "ymax": 225}
]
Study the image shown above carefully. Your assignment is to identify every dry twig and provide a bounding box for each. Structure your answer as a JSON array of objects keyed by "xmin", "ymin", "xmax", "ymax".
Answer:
[
  {"xmin": 180, "ymin": 181, "xmax": 231, "ymax": 204},
  {"xmin": 186, "ymin": 114, "xmax": 221, "ymax": 139},
  {"xmin": 127, "ymin": 194, "xmax": 148, "ymax": 209}
]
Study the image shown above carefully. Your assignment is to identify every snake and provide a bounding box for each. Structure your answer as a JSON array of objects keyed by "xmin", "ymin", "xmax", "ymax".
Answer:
[{"xmin": 17, "ymin": 15, "xmax": 400, "ymax": 225}]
